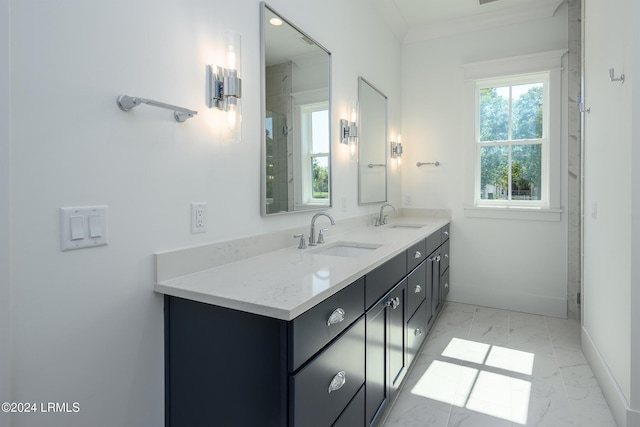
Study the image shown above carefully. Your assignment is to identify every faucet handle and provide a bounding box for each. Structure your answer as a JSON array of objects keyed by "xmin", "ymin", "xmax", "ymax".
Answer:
[
  {"xmin": 293, "ymin": 233, "xmax": 307, "ymax": 249},
  {"xmin": 383, "ymin": 215, "xmax": 389, "ymax": 225},
  {"xmin": 317, "ymin": 228, "xmax": 328, "ymax": 244}
]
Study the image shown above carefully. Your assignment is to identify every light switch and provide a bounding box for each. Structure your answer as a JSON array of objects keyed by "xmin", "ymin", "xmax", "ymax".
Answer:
[
  {"xmin": 88, "ymin": 215, "xmax": 102, "ymax": 238},
  {"xmin": 60, "ymin": 206, "xmax": 108, "ymax": 251},
  {"xmin": 70, "ymin": 216, "xmax": 85, "ymax": 240}
]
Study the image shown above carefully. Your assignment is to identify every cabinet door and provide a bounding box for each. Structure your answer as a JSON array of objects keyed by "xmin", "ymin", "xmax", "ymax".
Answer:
[
  {"xmin": 387, "ymin": 281, "xmax": 407, "ymax": 398},
  {"xmin": 429, "ymin": 253, "xmax": 441, "ymax": 321},
  {"xmin": 425, "ymin": 256, "xmax": 434, "ymax": 329},
  {"xmin": 365, "ymin": 297, "xmax": 388, "ymax": 427}
]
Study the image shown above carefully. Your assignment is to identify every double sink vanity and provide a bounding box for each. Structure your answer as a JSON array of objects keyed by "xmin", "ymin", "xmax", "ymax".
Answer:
[{"xmin": 156, "ymin": 214, "xmax": 451, "ymax": 426}]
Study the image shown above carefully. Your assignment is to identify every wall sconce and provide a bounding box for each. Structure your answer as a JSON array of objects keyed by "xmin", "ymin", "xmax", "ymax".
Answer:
[
  {"xmin": 340, "ymin": 103, "xmax": 358, "ymax": 161},
  {"xmin": 390, "ymin": 134, "xmax": 403, "ymax": 166},
  {"xmin": 207, "ymin": 31, "xmax": 242, "ymax": 142}
]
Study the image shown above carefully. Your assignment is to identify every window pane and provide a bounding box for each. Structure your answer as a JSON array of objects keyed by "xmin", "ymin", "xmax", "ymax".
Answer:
[
  {"xmin": 512, "ymin": 83, "xmax": 543, "ymax": 140},
  {"xmin": 512, "ymin": 144, "xmax": 542, "ymax": 200},
  {"xmin": 480, "ymin": 145, "xmax": 508, "ymax": 200},
  {"xmin": 311, "ymin": 110, "xmax": 329, "ymax": 153},
  {"xmin": 312, "ymin": 156, "xmax": 329, "ymax": 199},
  {"xmin": 479, "ymin": 87, "xmax": 509, "ymax": 142}
]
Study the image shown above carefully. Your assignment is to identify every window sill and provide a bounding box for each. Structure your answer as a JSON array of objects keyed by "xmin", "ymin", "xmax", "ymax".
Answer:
[{"xmin": 464, "ymin": 205, "xmax": 563, "ymax": 221}]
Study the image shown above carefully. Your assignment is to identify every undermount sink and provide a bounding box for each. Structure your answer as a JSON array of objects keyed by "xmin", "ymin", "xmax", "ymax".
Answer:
[
  {"xmin": 386, "ymin": 224, "xmax": 425, "ymax": 229},
  {"xmin": 307, "ymin": 241, "xmax": 382, "ymax": 258}
]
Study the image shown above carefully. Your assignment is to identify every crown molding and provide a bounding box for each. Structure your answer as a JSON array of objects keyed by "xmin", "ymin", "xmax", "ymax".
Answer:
[{"xmin": 404, "ymin": 0, "xmax": 564, "ymax": 44}]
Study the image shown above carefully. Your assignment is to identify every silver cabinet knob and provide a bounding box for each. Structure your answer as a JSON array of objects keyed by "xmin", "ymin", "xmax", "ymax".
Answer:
[
  {"xmin": 435, "ymin": 255, "xmax": 441, "ymax": 262},
  {"xmin": 326, "ymin": 308, "xmax": 346, "ymax": 326},
  {"xmin": 444, "ymin": 231, "xmax": 449, "ymax": 237},
  {"xmin": 444, "ymin": 254, "xmax": 449, "ymax": 259},
  {"xmin": 444, "ymin": 282, "xmax": 449, "ymax": 289},
  {"xmin": 328, "ymin": 371, "xmax": 346, "ymax": 393},
  {"xmin": 414, "ymin": 285, "xmax": 422, "ymax": 294},
  {"xmin": 414, "ymin": 328, "xmax": 423, "ymax": 337},
  {"xmin": 414, "ymin": 251, "xmax": 422, "ymax": 259},
  {"xmin": 385, "ymin": 296, "xmax": 400, "ymax": 310}
]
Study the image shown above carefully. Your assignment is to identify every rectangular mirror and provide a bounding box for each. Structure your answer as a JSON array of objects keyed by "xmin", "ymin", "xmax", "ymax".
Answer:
[
  {"xmin": 260, "ymin": 3, "xmax": 332, "ymax": 216},
  {"xmin": 358, "ymin": 77, "xmax": 388, "ymax": 204}
]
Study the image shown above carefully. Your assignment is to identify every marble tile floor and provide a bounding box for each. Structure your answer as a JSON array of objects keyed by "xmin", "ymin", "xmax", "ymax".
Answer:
[{"xmin": 383, "ymin": 302, "xmax": 618, "ymax": 427}]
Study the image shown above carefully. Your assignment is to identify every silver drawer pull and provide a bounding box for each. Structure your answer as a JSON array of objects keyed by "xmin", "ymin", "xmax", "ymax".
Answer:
[
  {"xmin": 414, "ymin": 285, "xmax": 422, "ymax": 294},
  {"xmin": 385, "ymin": 296, "xmax": 400, "ymax": 310},
  {"xmin": 444, "ymin": 231, "xmax": 449, "ymax": 237},
  {"xmin": 414, "ymin": 251, "xmax": 422, "ymax": 259},
  {"xmin": 328, "ymin": 371, "xmax": 346, "ymax": 393},
  {"xmin": 414, "ymin": 328, "xmax": 423, "ymax": 337},
  {"xmin": 444, "ymin": 254, "xmax": 449, "ymax": 259},
  {"xmin": 444, "ymin": 282, "xmax": 449, "ymax": 289},
  {"xmin": 327, "ymin": 308, "xmax": 346, "ymax": 326}
]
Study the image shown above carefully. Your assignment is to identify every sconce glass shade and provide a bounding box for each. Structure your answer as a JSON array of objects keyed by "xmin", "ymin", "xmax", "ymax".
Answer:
[
  {"xmin": 391, "ymin": 139, "xmax": 403, "ymax": 166},
  {"xmin": 341, "ymin": 102, "xmax": 359, "ymax": 161},
  {"xmin": 208, "ymin": 31, "xmax": 242, "ymax": 142}
]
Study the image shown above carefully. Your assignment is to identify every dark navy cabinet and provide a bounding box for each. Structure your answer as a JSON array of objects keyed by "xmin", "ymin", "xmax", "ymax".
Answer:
[{"xmin": 164, "ymin": 224, "xmax": 450, "ymax": 427}]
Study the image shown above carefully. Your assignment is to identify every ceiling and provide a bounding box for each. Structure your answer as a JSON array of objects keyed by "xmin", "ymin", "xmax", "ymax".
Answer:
[{"xmin": 376, "ymin": 0, "xmax": 565, "ymax": 42}]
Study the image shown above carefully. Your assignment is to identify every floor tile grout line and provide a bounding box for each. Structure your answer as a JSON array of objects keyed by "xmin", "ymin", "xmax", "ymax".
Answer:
[{"xmin": 544, "ymin": 314, "xmax": 576, "ymax": 426}]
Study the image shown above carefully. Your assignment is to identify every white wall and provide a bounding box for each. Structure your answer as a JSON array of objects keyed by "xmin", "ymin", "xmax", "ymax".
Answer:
[
  {"xmin": 582, "ymin": 0, "xmax": 639, "ymax": 424},
  {"xmin": 1, "ymin": 0, "xmax": 11, "ymax": 425},
  {"xmin": 7, "ymin": 1, "xmax": 402, "ymax": 426},
  {"xmin": 401, "ymin": 6, "xmax": 569, "ymax": 317}
]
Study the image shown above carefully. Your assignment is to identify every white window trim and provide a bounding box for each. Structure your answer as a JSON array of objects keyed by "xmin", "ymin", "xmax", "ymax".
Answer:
[{"xmin": 463, "ymin": 50, "xmax": 566, "ymax": 221}]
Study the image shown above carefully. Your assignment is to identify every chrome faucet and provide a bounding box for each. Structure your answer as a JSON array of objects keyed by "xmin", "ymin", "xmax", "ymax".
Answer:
[
  {"xmin": 309, "ymin": 212, "xmax": 335, "ymax": 246},
  {"xmin": 376, "ymin": 203, "xmax": 396, "ymax": 226}
]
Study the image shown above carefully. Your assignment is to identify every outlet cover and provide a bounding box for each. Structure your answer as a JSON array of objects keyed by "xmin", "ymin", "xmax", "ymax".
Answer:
[{"xmin": 191, "ymin": 202, "xmax": 207, "ymax": 233}]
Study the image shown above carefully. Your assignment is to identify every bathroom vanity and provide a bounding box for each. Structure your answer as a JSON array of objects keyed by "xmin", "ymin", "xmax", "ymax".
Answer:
[{"xmin": 156, "ymin": 218, "xmax": 450, "ymax": 427}]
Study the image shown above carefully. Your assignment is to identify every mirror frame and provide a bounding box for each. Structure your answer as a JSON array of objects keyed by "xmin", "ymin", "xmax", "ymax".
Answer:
[
  {"xmin": 357, "ymin": 76, "xmax": 388, "ymax": 205},
  {"xmin": 260, "ymin": 2, "xmax": 333, "ymax": 216}
]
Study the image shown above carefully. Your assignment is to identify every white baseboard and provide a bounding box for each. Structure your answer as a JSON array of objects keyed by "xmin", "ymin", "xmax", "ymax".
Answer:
[
  {"xmin": 449, "ymin": 284, "xmax": 567, "ymax": 318},
  {"xmin": 582, "ymin": 326, "xmax": 640, "ymax": 427}
]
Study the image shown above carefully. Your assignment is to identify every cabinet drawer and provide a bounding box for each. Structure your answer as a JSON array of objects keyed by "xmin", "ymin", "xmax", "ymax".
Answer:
[
  {"xmin": 440, "ymin": 240, "xmax": 450, "ymax": 273},
  {"xmin": 365, "ymin": 251, "xmax": 407, "ymax": 309},
  {"xmin": 441, "ymin": 223, "xmax": 450, "ymax": 242},
  {"xmin": 441, "ymin": 268, "xmax": 450, "ymax": 301},
  {"xmin": 290, "ymin": 317, "xmax": 366, "ymax": 427},
  {"xmin": 406, "ymin": 261, "xmax": 426, "ymax": 317},
  {"xmin": 406, "ymin": 300, "xmax": 427, "ymax": 368},
  {"xmin": 332, "ymin": 385, "xmax": 365, "ymax": 427},
  {"xmin": 406, "ymin": 238, "xmax": 427, "ymax": 272},
  {"xmin": 426, "ymin": 231, "xmax": 441, "ymax": 256},
  {"xmin": 289, "ymin": 277, "xmax": 365, "ymax": 372}
]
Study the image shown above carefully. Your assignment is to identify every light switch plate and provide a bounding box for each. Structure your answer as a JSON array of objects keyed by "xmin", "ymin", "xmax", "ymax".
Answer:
[{"xmin": 60, "ymin": 206, "xmax": 108, "ymax": 251}]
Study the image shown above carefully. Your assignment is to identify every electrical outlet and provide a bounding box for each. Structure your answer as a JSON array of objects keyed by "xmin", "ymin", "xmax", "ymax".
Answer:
[
  {"xmin": 191, "ymin": 202, "xmax": 207, "ymax": 233},
  {"xmin": 405, "ymin": 194, "xmax": 413, "ymax": 206}
]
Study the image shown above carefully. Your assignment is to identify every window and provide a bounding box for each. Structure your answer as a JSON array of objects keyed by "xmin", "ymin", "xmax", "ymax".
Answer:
[
  {"xmin": 300, "ymin": 103, "xmax": 329, "ymax": 204},
  {"xmin": 476, "ymin": 76, "xmax": 547, "ymax": 206},
  {"xmin": 463, "ymin": 50, "xmax": 565, "ymax": 221}
]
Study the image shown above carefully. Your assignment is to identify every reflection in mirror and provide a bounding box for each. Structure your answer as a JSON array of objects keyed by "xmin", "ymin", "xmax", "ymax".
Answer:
[
  {"xmin": 358, "ymin": 77, "xmax": 388, "ymax": 204},
  {"xmin": 261, "ymin": 3, "xmax": 332, "ymax": 216}
]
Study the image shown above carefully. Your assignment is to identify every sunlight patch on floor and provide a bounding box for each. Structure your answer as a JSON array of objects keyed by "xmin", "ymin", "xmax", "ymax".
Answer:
[
  {"xmin": 466, "ymin": 370, "xmax": 531, "ymax": 424},
  {"xmin": 411, "ymin": 337, "xmax": 535, "ymax": 425},
  {"xmin": 411, "ymin": 360, "xmax": 478, "ymax": 407}
]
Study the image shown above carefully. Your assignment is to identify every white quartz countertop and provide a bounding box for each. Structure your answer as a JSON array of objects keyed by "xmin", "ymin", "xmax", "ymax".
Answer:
[{"xmin": 154, "ymin": 217, "xmax": 450, "ymax": 321}]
